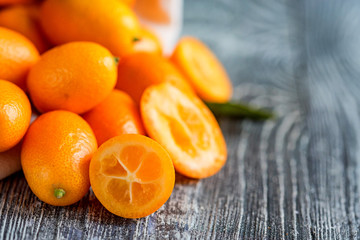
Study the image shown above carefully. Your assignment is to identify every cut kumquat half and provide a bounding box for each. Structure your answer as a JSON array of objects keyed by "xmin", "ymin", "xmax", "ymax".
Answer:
[
  {"xmin": 89, "ymin": 134, "xmax": 175, "ymax": 219},
  {"xmin": 141, "ymin": 82, "xmax": 227, "ymax": 179},
  {"xmin": 171, "ymin": 37, "xmax": 233, "ymax": 103}
]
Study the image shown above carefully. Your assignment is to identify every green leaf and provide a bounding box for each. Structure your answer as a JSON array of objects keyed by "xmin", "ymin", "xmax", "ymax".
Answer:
[{"xmin": 205, "ymin": 101, "xmax": 275, "ymax": 120}]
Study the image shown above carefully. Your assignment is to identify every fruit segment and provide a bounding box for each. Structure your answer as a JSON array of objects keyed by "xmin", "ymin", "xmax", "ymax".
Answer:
[
  {"xmin": 90, "ymin": 134, "xmax": 175, "ymax": 218},
  {"xmin": 141, "ymin": 83, "xmax": 227, "ymax": 179}
]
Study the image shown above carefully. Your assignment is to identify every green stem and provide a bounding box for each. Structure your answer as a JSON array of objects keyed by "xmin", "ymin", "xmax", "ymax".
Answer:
[
  {"xmin": 54, "ymin": 188, "xmax": 66, "ymax": 199},
  {"xmin": 113, "ymin": 57, "xmax": 120, "ymax": 64},
  {"xmin": 132, "ymin": 37, "xmax": 141, "ymax": 42},
  {"xmin": 205, "ymin": 101, "xmax": 275, "ymax": 120}
]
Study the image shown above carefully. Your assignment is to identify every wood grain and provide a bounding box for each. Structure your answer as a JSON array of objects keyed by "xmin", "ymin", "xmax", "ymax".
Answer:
[{"xmin": 1, "ymin": 0, "xmax": 360, "ymax": 239}]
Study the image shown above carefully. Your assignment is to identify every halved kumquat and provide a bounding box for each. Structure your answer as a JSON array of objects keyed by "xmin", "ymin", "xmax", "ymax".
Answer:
[
  {"xmin": 90, "ymin": 134, "xmax": 175, "ymax": 218},
  {"xmin": 141, "ymin": 82, "xmax": 227, "ymax": 179},
  {"xmin": 171, "ymin": 37, "xmax": 233, "ymax": 103}
]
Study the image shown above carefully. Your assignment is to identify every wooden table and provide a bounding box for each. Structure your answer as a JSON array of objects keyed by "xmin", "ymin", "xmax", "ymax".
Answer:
[{"xmin": 1, "ymin": 0, "xmax": 360, "ymax": 239}]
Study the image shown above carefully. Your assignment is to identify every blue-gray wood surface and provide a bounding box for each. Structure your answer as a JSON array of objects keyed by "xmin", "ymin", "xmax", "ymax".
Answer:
[{"xmin": 1, "ymin": 0, "xmax": 360, "ymax": 239}]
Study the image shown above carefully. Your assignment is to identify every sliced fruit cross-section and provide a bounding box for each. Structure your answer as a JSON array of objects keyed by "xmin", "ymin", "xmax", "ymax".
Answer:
[
  {"xmin": 141, "ymin": 82, "xmax": 227, "ymax": 179},
  {"xmin": 171, "ymin": 37, "xmax": 233, "ymax": 103},
  {"xmin": 89, "ymin": 134, "xmax": 175, "ymax": 219}
]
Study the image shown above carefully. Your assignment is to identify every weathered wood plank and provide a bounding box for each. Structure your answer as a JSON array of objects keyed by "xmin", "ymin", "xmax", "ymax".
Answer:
[{"xmin": 2, "ymin": 0, "xmax": 360, "ymax": 239}]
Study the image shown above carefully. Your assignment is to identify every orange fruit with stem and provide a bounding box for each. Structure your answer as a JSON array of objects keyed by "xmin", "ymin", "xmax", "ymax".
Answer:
[
  {"xmin": 0, "ymin": 27, "xmax": 39, "ymax": 91},
  {"xmin": 0, "ymin": 80, "xmax": 31, "ymax": 152},
  {"xmin": 90, "ymin": 134, "xmax": 175, "ymax": 218},
  {"xmin": 116, "ymin": 52, "xmax": 193, "ymax": 104},
  {"xmin": 21, "ymin": 110, "xmax": 98, "ymax": 206},
  {"xmin": 27, "ymin": 41, "xmax": 117, "ymax": 114},
  {"xmin": 141, "ymin": 82, "xmax": 227, "ymax": 179},
  {"xmin": 171, "ymin": 37, "xmax": 233, "ymax": 103},
  {"xmin": 40, "ymin": 0, "xmax": 142, "ymax": 57},
  {"xmin": 133, "ymin": 27, "xmax": 162, "ymax": 55},
  {"xmin": 0, "ymin": 4, "xmax": 51, "ymax": 53},
  {"xmin": 83, "ymin": 90, "xmax": 145, "ymax": 146}
]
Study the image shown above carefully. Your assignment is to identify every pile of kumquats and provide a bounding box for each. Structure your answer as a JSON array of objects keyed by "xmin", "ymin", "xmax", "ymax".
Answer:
[{"xmin": 0, "ymin": 0, "xmax": 234, "ymax": 218}]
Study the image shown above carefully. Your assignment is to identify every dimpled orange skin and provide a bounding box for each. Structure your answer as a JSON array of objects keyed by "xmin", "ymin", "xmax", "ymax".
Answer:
[
  {"xmin": 171, "ymin": 37, "xmax": 233, "ymax": 103},
  {"xmin": 116, "ymin": 52, "xmax": 194, "ymax": 104},
  {"xmin": 27, "ymin": 41, "xmax": 117, "ymax": 114},
  {"xmin": 0, "ymin": 4, "xmax": 51, "ymax": 53},
  {"xmin": 40, "ymin": 0, "xmax": 141, "ymax": 57},
  {"xmin": 21, "ymin": 110, "xmax": 98, "ymax": 206},
  {"xmin": 0, "ymin": 27, "xmax": 39, "ymax": 91},
  {"xmin": 83, "ymin": 90, "xmax": 145, "ymax": 146},
  {"xmin": 0, "ymin": 80, "xmax": 31, "ymax": 152}
]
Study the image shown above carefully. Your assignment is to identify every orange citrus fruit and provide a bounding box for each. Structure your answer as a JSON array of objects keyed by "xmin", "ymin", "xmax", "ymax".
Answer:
[
  {"xmin": 141, "ymin": 82, "xmax": 227, "ymax": 179},
  {"xmin": 0, "ymin": 4, "xmax": 50, "ymax": 53},
  {"xmin": 21, "ymin": 110, "xmax": 98, "ymax": 206},
  {"xmin": 0, "ymin": 26, "xmax": 39, "ymax": 91},
  {"xmin": 171, "ymin": 37, "xmax": 233, "ymax": 103},
  {"xmin": 83, "ymin": 90, "xmax": 145, "ymax": 146},
  {"xmin": 90, "ymin": 134, "xmax": 175, "ymax": 218},
  {"xmin": 40, "ymin": 0, "xmax": 141, "ymax": 57},
  {"xmin": 27, "ymin": 41, "xmax": 117, "ymax": 114},
  {"xmin": 133, "ymin": 27, "xmax": 162, "ymax": 55},
  {"xmin": 116, "ymin": 52, "xmax": 193, "ymax": 104},
  {"xmin": 0, "ymin": 80, "xmax": 31, "ymax": 152}
]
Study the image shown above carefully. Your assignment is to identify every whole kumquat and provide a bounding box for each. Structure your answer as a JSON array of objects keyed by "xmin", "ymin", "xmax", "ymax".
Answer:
[
  {"xmin": 116, "ymin": 52, "xmax": 193, "ymax": 104},
  {"xmin": 83, "ymin": 90, "xmax": 145, "ymax": 146},
  {"xmin": 40, "ymin": 0, "xmax": 141, "ymax": 57},
  {"xmin": 132, "ymin": 27, "xmax": 162, "ymax": 55},
  {"xmin": 27, "ymin": 41, "xmax": 117, "ymax": 114},
  {"xmin": 0, "ymin": 80, "xmax": 31, "ymax": 152},
  {"xmin": 21, "ymin": 110, "xmax": 97, "ymax": 206},
  {"xmin": 0, "ymin": 26, "xmax": 39, "ymax": 91},
  {"xmin": 0, "ymin": 4, "xmax": 50, "ymax": 53}
]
